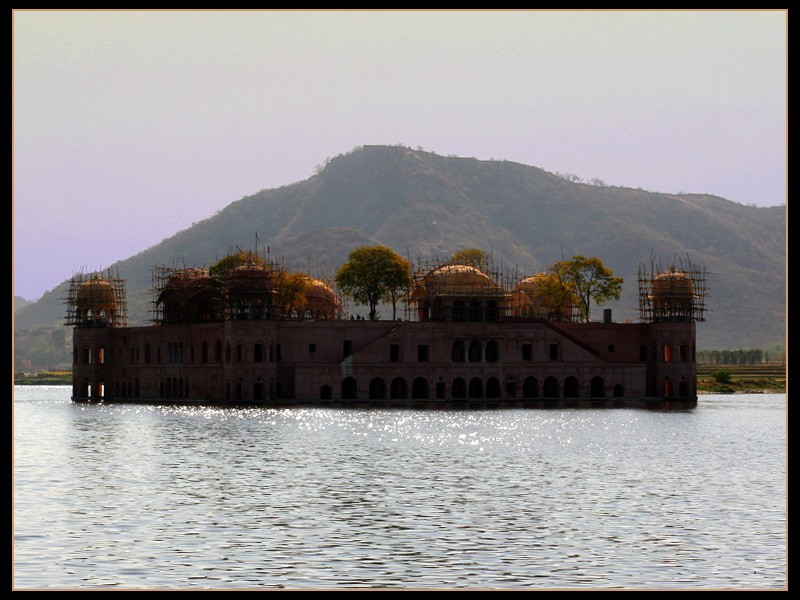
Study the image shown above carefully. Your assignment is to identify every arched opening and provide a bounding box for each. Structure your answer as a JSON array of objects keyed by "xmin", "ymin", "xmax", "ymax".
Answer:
[
  {"xmin": 369, "ymin": 377, "xmax": 386, "ymax": 400},
  {"xmin": 468, "ymin": 341, "xmax": 482, "ymax": 363},
  {"xmin": 451, "ymin": 340, "xmax": 465, "ymax": 362},
  {"xmin": 543, "ymin": 376, "xmax": 559, "ymax": 398},
  {"xmin": 486, "ymin": 300, "xmax": 498, "ymax": 322},
  {"xmin": 485, "ymin": 340, "xmax": 499, "ymax": 362},
  {"xmin": 564, "ymin": 376, "xmax": 580, "ymax": 398},
  {"xmin": 468, "ymin": 377, "xmax": 483, "ymax": 399},
  {"xmin": 320, "ymin": 384, "xmax": 332, "ymax": 400},
  {"xmin": 342, "ymin": 377, "xmax": 358, "ymax": 400},
  {"xmin": 391, "ymin": 377, "xmax": 408, "ymax": 399},
  {"xmin": 452, "ymin": 377, "xmax": 466, "ymax": 399},
  {"xmin": 485, "ymin": 377, "xmax": 501, "ymax": 398},
  {"xmin": 469, "ymin": 299, "xmax": 482, "ymax": 322},
  {"xmin": 613, "ymin": 383, "xmax": 624, "ymax": 397},
  {"xmin": 452, "ymin": 300, "xmax": 466, "ymax": 322},
  {"xmin": 523, "ymin": 376, "xmax": 539, "ymax": 399},
  {"xmin": 590, "ymin": 376, "xmax": 605, "ymax": 398},
  {"xmin": 411, "ymin": 377, "xmax": 429, "ymax": 399}
]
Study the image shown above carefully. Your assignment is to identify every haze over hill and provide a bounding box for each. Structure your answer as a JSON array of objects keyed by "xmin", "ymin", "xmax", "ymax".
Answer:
[{"xmin": 14, "ymin": 145, "xmax": 785, "ymax": 350}]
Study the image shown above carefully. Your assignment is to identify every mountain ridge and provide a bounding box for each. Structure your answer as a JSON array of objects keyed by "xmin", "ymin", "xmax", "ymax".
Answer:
[{"xmin": 14, "ymin": 145, "xmax": 786, "ymax": 350}]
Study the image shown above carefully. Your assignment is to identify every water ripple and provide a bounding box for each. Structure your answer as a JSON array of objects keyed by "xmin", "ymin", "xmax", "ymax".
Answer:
[{"xmin": 13, "ymin": 388, "xmax": 786, "ymax": 590}]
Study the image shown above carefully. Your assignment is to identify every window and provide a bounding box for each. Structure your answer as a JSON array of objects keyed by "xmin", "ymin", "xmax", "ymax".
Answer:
[
  {"xmin": 522, "ymin": 343, "xmax": 532, "ymax": 361},
  {"xmin": 468, "ymin": 341, "xmax": 482, "ymax": 363},
  {"xmin": 607, "ymin": 345, "xmax": 615, "ymax": 353},
  {"xmin": 254, "ymin": 343, "xmax": 265, "ymax": 362},
  {"xmin": 390, "ymin": 344, "xmax": 400, "ymax": 362},
  {"xmin": 549, "ymin": 343, "xmax": 559, "ymax": 361},
  {"xmin": 343, "ymin": 340, "xmax": 352, "ymax": 359},
  {"xmin": 418, "ymin": 344, "xmax": 429, "ymax": 362},
  {"xmin": 309, "ymin": 344, "xmax": 316, "ymax": 353}
]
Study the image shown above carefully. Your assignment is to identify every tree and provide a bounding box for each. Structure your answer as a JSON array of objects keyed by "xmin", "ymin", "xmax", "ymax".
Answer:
[
  {"xmin": 208, "ymin": 250, "xmax": 268, "ymax": 278},
  {"xmin": 525, "ymin": 271, "xmax": 580, "ymax": 322},
  {"xmin": 548, "ymin": 255, "xmax": 623, "ymax": 322},
  {"xmin": 451, "ymin": 248, "xmax": 490, "ymax": 270},
  {"xmin": 335, "ymin": 246, "xmax": 412, "ymax": 320},
  {"xmin": 273, "ymin": 271, "xmax": 310, "ymax": 317}
]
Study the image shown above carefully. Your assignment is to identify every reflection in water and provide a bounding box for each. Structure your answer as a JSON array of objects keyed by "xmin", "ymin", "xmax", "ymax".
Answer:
[{"xmin": 13, "ymin": 388, "xmax": 786, "ymax": 590}]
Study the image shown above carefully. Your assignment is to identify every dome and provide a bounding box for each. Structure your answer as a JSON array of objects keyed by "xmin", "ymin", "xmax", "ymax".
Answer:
[
  {"xmin": 420, "ymin": 264, "xmax": 499, "ymax": 294},
  {"xmin": 514, "ymin": 273, "xmax": 551, "ymax": 294},
  {"xmin": 76, "ymin": 277, "xmax": 116, "ymax": 310},
  {"xmin": 651, "ymin": 269, "xmax": 694, "ymax": 301},
  {"xmin": 165, "ymin": 267, "xmax": 210, "ymax": 288},
  {"xmin": 302, "ymin": 277, "xmax": 342, "ymax": 320},
  {"xmin": 305, "ymin": 277, "xmax": 337, "ymax": 300},
  {"xmin": 158, "ymin": 268, "xmax": 214, "ymax": 304},
  {"xmin": 510, "ymin": 272, "xmax": 579, "ymax": 321},
  {"xmin": 225, "ymin": 261, "xmax": 273, "ymax": 291}
]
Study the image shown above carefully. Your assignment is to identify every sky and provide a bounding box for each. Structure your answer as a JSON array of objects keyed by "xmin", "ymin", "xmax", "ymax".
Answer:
[{"xmin": 13, "ymin": 9, "xmax": 787, "ymax": 302}]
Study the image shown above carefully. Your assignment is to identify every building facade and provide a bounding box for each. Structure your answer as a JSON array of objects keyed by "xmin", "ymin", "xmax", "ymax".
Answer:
[{"xmin": 67, "ymin": 258, "xmax": 705, "ymax": 407}]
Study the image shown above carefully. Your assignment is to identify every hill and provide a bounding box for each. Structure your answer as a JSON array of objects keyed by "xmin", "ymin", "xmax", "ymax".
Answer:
[{"xmin": 14, "ymin": 145, "xmax": 786, "ymax": 351}]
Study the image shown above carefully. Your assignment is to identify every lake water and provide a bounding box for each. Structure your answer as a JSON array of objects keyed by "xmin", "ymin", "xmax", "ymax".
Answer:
[{"xmin": 12, "ymin": 386, "xmax": 787, "ymax": 590}]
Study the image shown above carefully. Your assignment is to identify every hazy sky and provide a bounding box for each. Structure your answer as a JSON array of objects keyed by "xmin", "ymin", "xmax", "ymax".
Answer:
[{"xmin": 13, "ymin": 9, "xmax": 787, "ymax": 301}]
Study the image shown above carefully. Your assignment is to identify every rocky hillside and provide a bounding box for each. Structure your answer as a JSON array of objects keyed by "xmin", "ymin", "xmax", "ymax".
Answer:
[{"xmin": 15, "ymin": 145, "xmax": 786, "ymax": 350}]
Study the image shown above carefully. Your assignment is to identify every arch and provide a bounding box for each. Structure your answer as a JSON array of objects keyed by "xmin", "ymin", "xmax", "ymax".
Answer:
[
  {"xmin": 486, "ymin": 299, "xmax": 498, "ymax": 322},
  {"xmin": 369, "ymin": 377, "xmax": 387, "ymax": 400},
  {"xmin": 452, "ymin": 299, "xmax": 466, "ymax": 322},
  {"xmin": 468, "ymin": 340, "xmax": 482, "ymax": 363},
  {"xmin": 564, "ymin": 376, "xmax": 580, "ymax": 398},
  {"xmin": 253, "ymin": 378, "xmax": 265, "ymax": 400},
  {"xmin": 201, "ymin": 340, "xmax": 209, "ymax": 363},
  {"xmin": 485, "ymin": 377, "xmax": 501, "ymax": 398},
  {"xmin": 468, "ymin": 377, "xmax": 483, "ymax": 399},
  {"xmin": 590, "ymin": 376, "xmax": 605, "ymax": 398},
  {"xmin": 391, "ymin": 377, "xmax": 408, "ymax": 399},
  {"xmin": 523, "ymin": 376, "xmax": 539, "ymax": 398},
  {"xmin": 485, "ymin": 340, "xmax": 499, "ymax": 362},
  {"xmin": 320, "ymin": 384, "xmax": 332, "ymax": 400},
  {"xmin": 341, "ymin": 377, "xmax": 358, "ymax": 400},
  {"xmin": 452, "ymin": 377, "xmax": 466, "ymax": 399},
  {"xmin": 451, "ymin": 340, "xmax": 465, "ymax": 362},
  {"xmin": 469, "ymin": 299, "xmax": 482, "ymax": 322},
  {"xmin": 543, "ymin": 376, "xmax": 559, "ymax": 398},
  {"xmin": 411, "ymin": 377, "xmax": 429, "ymax": 399},
  {"xmin": 215, "ymin": 340, "xmax": 222, "ymax": 362},
  {"xmin": 613, "ymin": 383, "xmax": 624, "ymax": 397}
]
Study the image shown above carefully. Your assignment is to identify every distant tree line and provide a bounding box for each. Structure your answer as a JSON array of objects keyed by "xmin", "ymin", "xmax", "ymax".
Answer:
[{"xmin": 697, "ymin": 348, "xmax": 785, "ymax": 365}]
